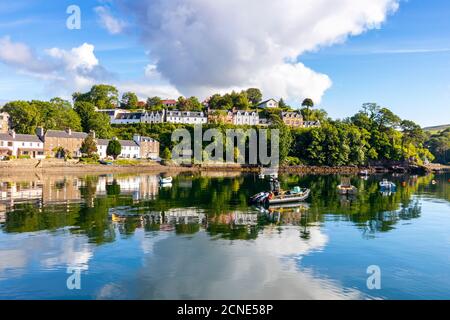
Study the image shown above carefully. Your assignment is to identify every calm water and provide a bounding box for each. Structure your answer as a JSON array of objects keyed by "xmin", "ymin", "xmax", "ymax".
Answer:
[{"xmin": 0, "ymin": 172, "xmax": 449, "ymax": 300}]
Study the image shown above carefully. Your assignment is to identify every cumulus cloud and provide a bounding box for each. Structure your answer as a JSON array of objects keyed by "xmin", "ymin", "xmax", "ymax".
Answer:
[
  {"xmin": 118, "ymin": 0, "xmax": 399, "ymax": 103},
  {"xmin": 94, "ymin": 6, "xmax": 127, "ymax": 35},
  {"xmin": 0, "ymin": 37, "xmax": 111, "ymax": 93}
]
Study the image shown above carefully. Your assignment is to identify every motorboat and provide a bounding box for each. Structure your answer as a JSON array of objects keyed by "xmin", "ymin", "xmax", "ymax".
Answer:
[{"xmin": 250, "ymin": 185, "xmax": 310, "ymax": 207}]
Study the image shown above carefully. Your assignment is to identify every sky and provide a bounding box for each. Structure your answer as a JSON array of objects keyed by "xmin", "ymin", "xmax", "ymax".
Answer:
[{"xmin": 0, "ymin": 0, "xmax": 449, "ymax": 127}]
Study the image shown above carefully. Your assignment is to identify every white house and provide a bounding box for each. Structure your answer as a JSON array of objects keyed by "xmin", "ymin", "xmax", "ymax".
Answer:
[
  {"xmin": 255, "ymin": 99, "xmax": 279, "ymax": 109},
  {"xmin": 232, "ymin": 110, "xmax": 260, "ymax": 126},
  {"xmin": 96, "ymin": 109, "xmax": 129, "ymax": 122},
  {"xmin": 96, "ymin": 138, "xmax": 141, "ymax": 159},
  {"xmin": 141, "ymin": 110, "xmax": 165, "ymax": 124},
  {"xmin": 166, "ymin": 110, "xmax": 207, "ymax": 124},
  {"xmin": 110, "ymin": 112, "xmax": 143, "ymax": 125},
  {"xmin": 0, "ymin": 131, "xmax": 45, "ymax": 159},
  {"xmin": 161, "ymin": 99, "xmax": 177, "ymax": 108}
]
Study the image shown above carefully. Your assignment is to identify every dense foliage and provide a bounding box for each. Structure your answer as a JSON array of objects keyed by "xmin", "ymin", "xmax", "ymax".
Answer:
[{"xmin": 426, "ymin": 128, "xmax": 450, "ymax": 164}]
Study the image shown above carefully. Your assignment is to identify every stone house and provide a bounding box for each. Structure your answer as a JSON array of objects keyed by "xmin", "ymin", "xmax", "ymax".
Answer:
[
  {"xmin": 133, "ymin": 135, "xmax": 160, "ymax": 159},
  {"xmin": 36, "ymin": 128, "xmax": 88, "ymax": 158},
  {"xmin": 281, "ymin": 112, "xmax": 304, "ymax": 128}
]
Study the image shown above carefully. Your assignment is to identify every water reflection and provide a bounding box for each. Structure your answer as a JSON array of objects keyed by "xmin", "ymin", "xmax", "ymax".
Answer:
[{"xmin": 0, "ymin": 172, "xmax": 448, "ymax": 299}]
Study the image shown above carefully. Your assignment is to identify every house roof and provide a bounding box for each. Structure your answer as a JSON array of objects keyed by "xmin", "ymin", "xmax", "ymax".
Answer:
[
  {"xmin": 161, "ymin": 99, "xmax": 177, "ymax": 105},
  {"xmin": 116, "ymin": 112, "xmax": 143, "ymax": 120},
  {"xmin": 0, "ymin": 133, "xmax": 42, "ymax": 143},
  {"xmin": 96, "ymin": 139, "xmax": 139, "ymax": 147},
  {"xmin": 45, "ymin": 130, "xmax": 88, "ymax": 139},
  {"xmin": 282, "ymin": 112, "xmax": 303, "ymax": 118}
]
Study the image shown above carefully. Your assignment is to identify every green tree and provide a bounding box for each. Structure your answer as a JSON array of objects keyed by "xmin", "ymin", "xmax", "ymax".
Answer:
[
  {"xmin": 246, "ymin": 88, "xmax": 263, "ymax": 105},
  {"xmin": 146, "ymin": 97, "xmax": 164, "ymax": 111},
  {"xmin": 74, "ymin": 101, "xmax": 112, "ymax": 138},
  {"xmin": 74, "ymin": 84, "xmax": 119, "ymax": 109},
  {"xmin": 80, "ymin": 134, "xmax": 98, "ymax": 157},
  {"xmin": 301, "ymin": 98, "xmax": 314, "ymax": 121},
  {"xmin": 38, "ymin": 98, "xmax": 82, "ymax": 132},
  {"xmin": 107, "ymin": 139, "xmax": 122, "ymax": 159},
  {"xmin": 2, "ymin": 101, "xmax": 41, "ymax": 134},
  {"xmin": 161, "ymin": 147, "xmax": 172, "ymax": 160},
  {"xmin": 121, "ymin": 92, "xmax": 139, "ymax": 110}
]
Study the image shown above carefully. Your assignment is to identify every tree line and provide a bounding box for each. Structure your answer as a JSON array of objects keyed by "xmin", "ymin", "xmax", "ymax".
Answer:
[{"xmin": 0, "ymin": 84, "xmax": 446, "ymax": 165}]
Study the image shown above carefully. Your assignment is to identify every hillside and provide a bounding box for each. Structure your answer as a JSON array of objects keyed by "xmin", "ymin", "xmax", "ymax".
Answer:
[{"xmin": 423, "ymin": 124, "xmax": 450, "ymax": 133}]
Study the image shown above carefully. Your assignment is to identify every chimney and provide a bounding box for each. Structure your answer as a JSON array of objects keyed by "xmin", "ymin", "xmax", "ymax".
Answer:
[
  {"xmin": 9, "ymin": 129, "xmax": 16, "ymax": 139},
  {"xmin": 67, "ymin": 128, "xmax": 72, "ymax": 135},
  {"xmin": 90, "ymin": 130, "xmax": 96, "ymax": 139}
]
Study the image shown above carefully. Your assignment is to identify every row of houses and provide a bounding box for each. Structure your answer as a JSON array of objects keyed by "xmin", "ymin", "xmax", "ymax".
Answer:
[
  {"xmin": 0, "ymin": 128, "xmax": 159, "ymax": 160},
  {"xmin": 98, "ymin": 98, "xmax": 320, "ymax": 128}
]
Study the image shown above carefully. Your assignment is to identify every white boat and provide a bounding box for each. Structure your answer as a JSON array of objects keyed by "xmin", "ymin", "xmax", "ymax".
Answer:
[
  {"xmin": 159, "ymin": 176, "xmax": 173, "ymax": 184},
  {"xmin": 379, "ymin": 179, "xmax": 396, "ymax": 190}
]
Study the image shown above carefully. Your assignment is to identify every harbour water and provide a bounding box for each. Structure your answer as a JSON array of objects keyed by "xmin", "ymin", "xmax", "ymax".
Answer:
[{"xmin": 0, "ymin": 172, "xmax": 449, "ymax": 299}]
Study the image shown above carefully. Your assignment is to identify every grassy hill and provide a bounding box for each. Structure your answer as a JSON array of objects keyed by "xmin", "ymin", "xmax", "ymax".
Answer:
[{"xmin": 423, "ymin": 124, "xmax": 450, "ymax": 134}]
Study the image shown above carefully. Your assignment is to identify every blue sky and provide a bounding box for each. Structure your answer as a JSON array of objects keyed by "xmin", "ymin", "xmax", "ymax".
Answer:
[{"xmin": 0, "ymin": 0, "xmax": 449, "ymax": 127}]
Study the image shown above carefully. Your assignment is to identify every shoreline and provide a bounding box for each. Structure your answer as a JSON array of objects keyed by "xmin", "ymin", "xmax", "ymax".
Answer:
[{"xmin": 0, "ymin": 159, "xmax": 447, "ymax": 177}]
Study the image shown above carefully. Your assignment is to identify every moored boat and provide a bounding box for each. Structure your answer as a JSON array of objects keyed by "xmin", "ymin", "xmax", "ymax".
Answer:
[
  {"xmin": 250, "ymin": 184, "xmax": 310, "ymax": 207},
  {"xmin": 379, "ymin": 179, "xmax": 396, "ymax": 190}
]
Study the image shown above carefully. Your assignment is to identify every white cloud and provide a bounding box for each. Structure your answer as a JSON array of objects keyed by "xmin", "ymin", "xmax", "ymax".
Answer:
[
  {"xmin": 119, "ymin": 0, "xmax": 399, "ymax": 103},
  {"xmin": 0, "ymin": 36, "xmax": 54, "ymax": 74},
  {"xmin": 94, "ymin": 6, "xmax": 126, "ymax": 35},
  {"xmin": 0, "ymin": 37, "xmax": 111, "ymax": 94}
]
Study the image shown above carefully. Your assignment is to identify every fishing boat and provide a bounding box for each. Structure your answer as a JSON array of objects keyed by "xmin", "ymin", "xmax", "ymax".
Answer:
[
  {"xmin": 337, "ymin": 177, "xmax": 358, "ymax": 195},
  {"xmin": 250, "ymin": 185, "xmax": 310, "ymax": 207},
  {"xmin": 159, "ymin": 176, "xmax": 173, "ymax": 184},
  {"xmin": 379, "ymin": 179, "xmax": 396, "ymax": 191}
]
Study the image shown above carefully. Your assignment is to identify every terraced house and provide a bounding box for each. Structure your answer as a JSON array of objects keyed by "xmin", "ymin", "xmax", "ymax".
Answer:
[
  {"xmin": 166, "ymin": 110, "xmax": 208, "ymax": 124},
  {"xmin": 0, "ymin": 130, "xmax": 45, "ymax": 159},
  {"xmin": 281, "ymin": 112, "xmax": 304, "ymax": 128},
  {"xmin": 96, "ymin": 138, "xmax": 141, "ymax": 159},
  {"xmin": 36, "ymin": 127, "xmax": 88, "ymax": 158}
]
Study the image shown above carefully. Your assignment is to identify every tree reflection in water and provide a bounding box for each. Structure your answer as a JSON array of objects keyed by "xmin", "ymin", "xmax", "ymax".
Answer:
[{"xmin": 0, "ymin": 172, "xmax": 448, "ymax": 245}]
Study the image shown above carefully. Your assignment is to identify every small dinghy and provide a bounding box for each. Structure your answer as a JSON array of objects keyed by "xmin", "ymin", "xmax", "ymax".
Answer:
[
  {"xmin": 159, "ymin": 176, "xmax": 173, "ymax": 184},
  {"xmin": 379, "ymin": 179, "xmax": 396, "ymax": 191}
]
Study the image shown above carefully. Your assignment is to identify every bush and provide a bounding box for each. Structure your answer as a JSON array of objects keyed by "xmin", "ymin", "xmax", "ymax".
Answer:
[
  {"xmin": 285, "ymin": 156, "xmax": 302, "ymax": 166},
  {"xmin": 18, "ymin": 155, "xmax": 31, "ymax": 159}
]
